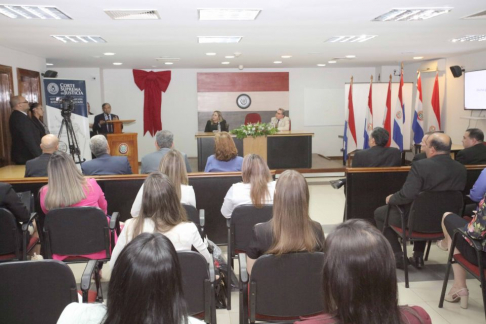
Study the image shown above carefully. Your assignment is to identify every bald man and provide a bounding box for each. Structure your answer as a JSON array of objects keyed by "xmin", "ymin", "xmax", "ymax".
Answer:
[
  {"xmin": 374, "ymin": 133, "xmax": 467, "ymax": 269},
  {"xmin": 9, "ymin": 95, "xmax": 42, "ymax": 164},
  {"xmin": 24, "ymin": 134, "xmax": 59, "ymax": 177}
]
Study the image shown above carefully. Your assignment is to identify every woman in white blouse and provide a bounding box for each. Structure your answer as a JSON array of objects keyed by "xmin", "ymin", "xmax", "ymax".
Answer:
[
  {"xmin": 131, "ymin": 149, "xmax": 195, "ymax": 217},
  {"xmin": 111, "ymin": 172, "xmax": 210, "ymax": 268},
  {"xmin": 221, "ymin": 154, "xmax": 276, "ymax": 218}
]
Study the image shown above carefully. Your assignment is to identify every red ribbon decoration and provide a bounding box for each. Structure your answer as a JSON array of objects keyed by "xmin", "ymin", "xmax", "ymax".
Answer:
[{"xmin": 133, "ymin": 70, "xmax": 171, "ymax": 136}]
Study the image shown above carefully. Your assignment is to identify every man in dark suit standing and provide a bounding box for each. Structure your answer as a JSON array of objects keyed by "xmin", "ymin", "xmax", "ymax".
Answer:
[
  {"xmin": 455, "ymin": 128, "xmax": 486, "ymax": 165},
  {"xmin": 81, "ymin": 135, "xmax": 132, "ymax": 175},
  {"xmin": 352, "ymin": 127, "xmax": 401, "ymax": 167},
  {"xmin": 9, "ymin": 96, "xmax": 42, "ymax": 164},
  {"xmin": 92, "ymin": 103, "xmax": 119, "ymax": 134},
  {"xmin": 25, "ymin": 134, "xmax": 59, "ymax": 177},
  {"xmin": 374, "ymin": 133, "xmax": 466, "ymax": 269}
]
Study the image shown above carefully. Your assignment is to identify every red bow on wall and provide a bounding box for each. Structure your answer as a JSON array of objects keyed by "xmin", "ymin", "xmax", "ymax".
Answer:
[{"xmin": 133, "ymin": 70, "xmax": 171, "ymax": 136}]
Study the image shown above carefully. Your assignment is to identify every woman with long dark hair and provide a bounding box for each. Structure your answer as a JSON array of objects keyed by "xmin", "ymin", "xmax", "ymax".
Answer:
[
  {"xmin": 29, "ymin": 102, "xmax": 49, "ymax": 138},
  {"xmin": 297, "ymin": 219, "xmax": 431, "ymax": 324},
  {"xmin": 246, "ymin": 170, "xmax": 324, "ymax": 274},
  {"xmin": 57, "ymin": 233, "xmax": 203, "ymax": 324}
]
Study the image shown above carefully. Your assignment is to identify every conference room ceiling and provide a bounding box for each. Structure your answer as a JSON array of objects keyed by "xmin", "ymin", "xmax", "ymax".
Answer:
[{"xmin": 1, "ymin": 0, "xmax": 486, "ymax": 69}]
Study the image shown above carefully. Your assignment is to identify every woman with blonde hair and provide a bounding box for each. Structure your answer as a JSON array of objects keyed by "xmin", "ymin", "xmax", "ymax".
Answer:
[
  {"xmin": 221, "ymin": 154, "xmax": 276, "ymax": 218},
  {"xmin": 39, "ymin": 151, "xmax": 108, "ymax": 260},
  {"xmin": 111, "ymin": 172, "xmax": 210, "ymax": 268},
  {"xmin": 246, "ymin": 170, "xmax": 324, "ymax": 273},
  {"xmin": 204, "ymin": 131, "xmax": 243, "ymax": 172},
  {"xmin": 131, "ymin": 149, "xmax": 196, "ymax": 217},
  {"xmin": 204, "ymin": 110, "xmax": 228, "ymax": 132}
]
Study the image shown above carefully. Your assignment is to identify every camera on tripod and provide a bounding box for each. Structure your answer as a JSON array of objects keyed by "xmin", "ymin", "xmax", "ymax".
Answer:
[
  {"xmin": 56, "ymin": 95, "xmax": 85, "ymax": 164},
  {"xmin": 56, "ymin": 96, "xmax": 75, "ymax": 113}
]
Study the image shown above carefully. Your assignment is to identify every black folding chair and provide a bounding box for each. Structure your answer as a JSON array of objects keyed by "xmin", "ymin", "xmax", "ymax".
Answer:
[
  {"xmin": 183, "ymin": 204, "xmax": 205, "ymax": 239},
  {"xmin": 225, "ymin": 204, "xmax": 273, "ymax": 310},
  {"xmin": 0, "ymin": 260, "xmax": 79, "ymax": 324},
  {"xmin": 239, "ymin": 252, "xmax": 325, "ymax": 324},
  {"xmin": 178, "ymin": 251, "xmax": 217, "ymax": 324},
  {"xmin": 439, "ymin": 228, "xmax": 486, "ymax": 319},
  {"xmin": 385, "ymin": 190, "xmax": 464, "ymax": 288},
  {"xmin": 0, "ymin": 208, "xmax": 38, "ymax": 262},
  {"xmin": 43, "ymin": 207, "xmax": 120, "ymax": 302}
]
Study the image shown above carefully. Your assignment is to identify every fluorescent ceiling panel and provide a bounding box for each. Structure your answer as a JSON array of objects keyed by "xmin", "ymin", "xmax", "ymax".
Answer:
[
  {"xmin": 373, "ymin": 8, "xmax": 452, "ymax": 21},
  {"xmin": 104, "ymin": 9, "xmax": 160, "ymax": 20},
  {"xmin": 451, "ymin": 35, "xmax": 486, "ymax": 42},
  {"xmin": 198, "ymin": 8, "xmax": 261, "ymax": 20},
  {"xmin": 0, "ymin": 5, "xmax": 71, "ymax": 19},
  {"xmin": 51, "ymin": 35, "xmax": 107, "ymax": 43},
  {"xmin": 198, "ymin": 36, "xmax": 242, "ymax": 43}
]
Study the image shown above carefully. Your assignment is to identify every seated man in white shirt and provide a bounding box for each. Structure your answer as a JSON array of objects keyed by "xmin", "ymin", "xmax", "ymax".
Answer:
[{"xmin": 270, "ymin": 108, "xmax": 290, "ymax": 131}]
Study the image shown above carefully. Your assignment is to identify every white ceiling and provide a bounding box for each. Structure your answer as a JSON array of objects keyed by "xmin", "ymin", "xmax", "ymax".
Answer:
[{"xmin": 1, "ymin": 0, "xmax": 486, "ymax": 69}]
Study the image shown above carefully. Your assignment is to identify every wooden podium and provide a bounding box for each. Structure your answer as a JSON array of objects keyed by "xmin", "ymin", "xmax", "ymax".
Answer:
[
  {"xmin": 243, "ymin": 136, "xmax": 267, "ymax": 161},
  {"xmin": 106, "ymin": 120, "xmax": 138, "ymax": 173}
]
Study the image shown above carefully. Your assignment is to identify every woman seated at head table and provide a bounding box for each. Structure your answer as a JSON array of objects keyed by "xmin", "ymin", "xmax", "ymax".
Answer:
[{"xmin": 204, "ymin": 110, "xmax": 228, "ymax": 132}]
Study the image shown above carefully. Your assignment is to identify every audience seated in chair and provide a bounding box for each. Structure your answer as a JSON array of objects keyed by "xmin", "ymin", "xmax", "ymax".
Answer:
[
  {"xmin": 438, "ymin": 195, "xmax": 486, "ymax": 309},
  {"xmin": 39, "ymin": 151, "xmax": 109, "ymax": 260},
  {"xmin": 221, "ymin": 154, "xmax": 275, "ymax": 218},
  {"xmin": 132, "ymin": 149, "xmax": 196, "ymax": 217},
  {"xmin": 111, "ymin": 172, "xmax": 210, "ymax": 268},
  {"xmin": 455, "ymin": 128, "xmax": 486, "ymax": 165},
  {"xmin": 57, "ymin": 233, "xmax": 204, "ymax": 324},
  {"xmin": 25, "ymin": 134, "xmax": 59, "ymax": 177},
  {"xmin": 297, "ymin": 219, "xmax": 431, "ymax": 324},
  {"xmin": 204, "ymin": 131, "xmax": 243, "ymax": 172},
  {"xmin": 81, "ymin": 135, "xmax": 132, "ymax": 176},
  {"xmin": 246, "ymin": 170, "xmax": 325, "ymax": 274}
]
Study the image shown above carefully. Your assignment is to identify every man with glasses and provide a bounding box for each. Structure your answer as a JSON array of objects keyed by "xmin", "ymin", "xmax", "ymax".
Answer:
[
  {"xmin": 9, "ymin": 95, "xmax": 42, "ymax": 164},
  {"xmin": 270, "ymin": 108, "xmax": 290, "ymax": 131},
  {"xmin": 93, "ymin": 103, "xmax": 120, "ymax": 135}
]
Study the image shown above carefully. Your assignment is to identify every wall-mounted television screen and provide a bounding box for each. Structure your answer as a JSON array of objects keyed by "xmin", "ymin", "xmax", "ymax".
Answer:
[{"xmin": 465, "ymin": 69, "xmax": 486, "ymax": 110}]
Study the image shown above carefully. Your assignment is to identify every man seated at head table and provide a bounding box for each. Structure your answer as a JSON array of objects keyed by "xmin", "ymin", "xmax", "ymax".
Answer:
[
  {"xmin": 269, "ymin": 108, "xmax": 290, "ymax": 131},
  {"xmin": 81, "ymin": 135, "xmax": 132, "ymax": 176},
  {"xmin": 455, "ymin": 128, "xmax": 486, "ymax": 165},
  {"xmin": 25, "ymin": 134, "xmax": 59, "ymax": 177},
  {"xmin": 141, "ymin": 130, "xmax": 192, "ymax": 174}
]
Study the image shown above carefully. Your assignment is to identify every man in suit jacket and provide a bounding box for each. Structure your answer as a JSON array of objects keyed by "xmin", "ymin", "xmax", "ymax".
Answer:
[
  {"xmin": 269, "ymin": 108, "xmax": 290, "ymax": 131},
  {"xmin": 92, "ymin": 103, "xmax": 120, "ymax": 134},
  {"xmin": 352, "ymin": 127, "xmax": 401, "ymax": 167},
  {"xmin": 455, "ymin": 128, "xmax": 486, "ymax": 165},
  {"xmin": 9, "ymin": 96, "xmax": 42, "ymax": 164},
  {"xmin": 81, "ymin": 135, "xmax": 132, "ymax": 175},
  {"xmin": 141, "ymin": 130, "xmax": 192, "ymax": 173},
  {"xmin": 374, "ymin": 133, "xmax": 466, "ymax": 269},
  {"xmin": 25, "ymin": 134, "xmax": 59, "ymax": 177}
]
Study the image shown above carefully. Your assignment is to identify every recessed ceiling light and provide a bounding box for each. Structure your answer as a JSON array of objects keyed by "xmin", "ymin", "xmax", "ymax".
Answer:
[
  {"xmin": 273, "ymin": 61, "xmax": 282, "ymax": 64},
  {"xmin": 451, "ymin": 35, "xmax": 486, "ymax": 42},
  {"xmin": 413, "ymin": 56, "xmax": 424, "ymax": 60},
  {"xmin": 51, "ymin": 35, "xmax": 107, "ymax": 43},
  {"xmin": 0, "ymin": 5, "xmax": 71, "ymax": 19},
  {"xmin": 325, "ymin": 35, "xmax": 377, "ymax": 43},
  {"xmin": 281, "ymin": 55, "xmax": 292, "ymax": 59},
  {"xmin": 113, "ymin": 62, "xmax": 123, "ymax": 65},
  {"xmin": 206, "ymin": 52, "xmax": 216, "ymax": 56},
  {"xmin": 198, "ymin": 8, "xmax": 261, "ymax": 21},
  {"xmin": 317, "ymin": 64, "xmax": 326, "ymax": 67},
  {"xmin": 46, "ymin": 63, "xmax": 53, "ymax": 66},
  {"xmin": 104, "ymin": 52, "xmax": 115, "ymax": 56},
  {"xmin": 198, "ymin": 36, "xmax": 242, "ymax": 44},
  {"xmin": 221, "ymin": 62, "xmax": 230, "ymax": 64},
  {"xmin": 328, "ymin": 60, "xmax": 337, "ymax": 64},
  {"xmin": 345, "ymin": 55, "xmax": 356, "ymax": 58},
  {"xmin": 225, "ymin": 55, "xmax": 235, "ymax": 58},
  {"xmin": 165, "ymin": 62, "xmax": 173, "ymax": 65},
  {"xmin": 104, "ymin": 9, "xmax": 160, "ymax": 20},
  {"xmin": 373, "ymin": 8, "xmax": 452, "ymax": 21}
]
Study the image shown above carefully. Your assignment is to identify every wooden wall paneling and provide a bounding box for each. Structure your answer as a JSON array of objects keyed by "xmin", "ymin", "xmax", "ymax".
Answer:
[
  {"xmin": 0, "ymin": 65, "xmax": 14, "ymax": 166},
  {"xmin": 17, "ymin": 68, "xmax": 42, "ymax": 105}
]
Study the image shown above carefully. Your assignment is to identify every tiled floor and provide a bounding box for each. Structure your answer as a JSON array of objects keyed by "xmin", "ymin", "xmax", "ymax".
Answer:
[{"xmin": 68, "ymin": 176, "xmax": 485, "ymax": 323}]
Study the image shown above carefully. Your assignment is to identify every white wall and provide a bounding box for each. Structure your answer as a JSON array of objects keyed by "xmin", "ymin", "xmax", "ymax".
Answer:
[
  {"xmin": 0, "ymin": 45, "xmax": 46, "ymax": 94},
  {"xmin": 53, "ymin": 68, "xmax": 102, "ymax": 115}
]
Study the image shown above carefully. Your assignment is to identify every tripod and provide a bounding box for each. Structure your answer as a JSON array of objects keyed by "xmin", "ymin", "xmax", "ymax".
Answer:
[{"xmin": 58, "ymin": 109, "xmax": 85, "ymax": 164}]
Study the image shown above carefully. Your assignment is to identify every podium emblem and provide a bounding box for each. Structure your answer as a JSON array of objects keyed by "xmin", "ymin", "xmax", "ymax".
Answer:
[
  {"xmin": 236, "ymin": 94, "xmax": 251, "ymax": 109},
  {"xmin": 118, "ymin": 143, "xmax": 129, "ymax": 154}
]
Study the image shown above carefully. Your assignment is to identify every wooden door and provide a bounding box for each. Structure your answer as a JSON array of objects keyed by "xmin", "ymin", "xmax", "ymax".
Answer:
[
  {"xmin": 0, "ymin": 65, "xmax": 14, "ymax": 166},
  {"xmin": 17, "ymin": 68, "xmax": 42, "ymax": 105}
]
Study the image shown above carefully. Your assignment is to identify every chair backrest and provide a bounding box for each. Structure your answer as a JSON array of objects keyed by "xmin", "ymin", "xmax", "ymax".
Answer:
[
  {"xmin": 245, "ymin": 113, "xmax": 262, "ymax": 125},
  {"xmin": 250, "ymin": 252, "xmax": 325, "ymax": 318},
  {"xmin": 0, "ymin": 260, "xmax": 78, "ymax": 324},
  {"xmin": 44, "ymin": 207, "xmax": 110, "ymax": 258},
  {"xmin": 0, "ymin": 208, "xmax": 20, "ymax": 256},
  {"xmin": 182, "ymin": 204, "xmax": 203, "ymax": 238},
  {"xmin": 177, "ymin": 251, "xmax": 210, "ymax": 316},
  {"xmin": 231, "ymin": 204, "xmax": 273, "ymax": 253},
  {"xmin": 409, "ymin": 191, "xmax": 464, "ymax": 233}
]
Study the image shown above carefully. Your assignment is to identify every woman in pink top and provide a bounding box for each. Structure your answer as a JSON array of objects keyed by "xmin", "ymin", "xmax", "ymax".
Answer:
[{"xmin": 40, "ymin": 151, "xmax": 108, "ymax": 260}]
